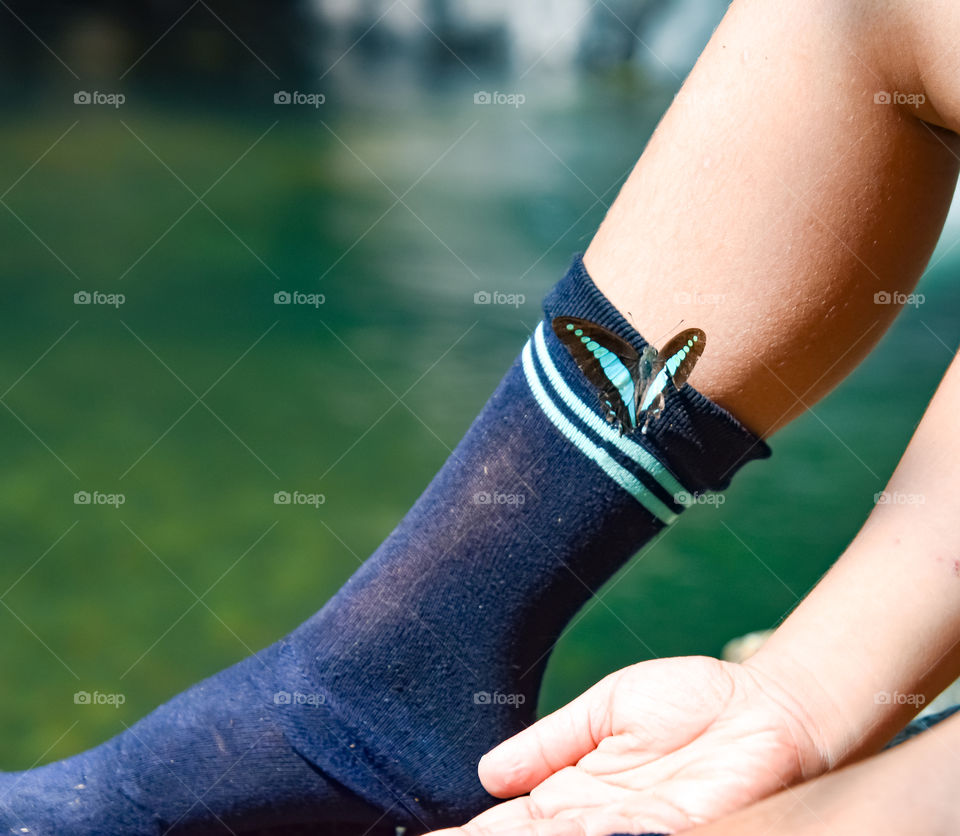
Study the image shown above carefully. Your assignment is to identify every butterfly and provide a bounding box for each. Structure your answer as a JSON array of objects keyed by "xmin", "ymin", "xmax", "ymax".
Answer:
[{"xmin": 552, "ymin": 316, "xmax": 706, "ymax": 436}]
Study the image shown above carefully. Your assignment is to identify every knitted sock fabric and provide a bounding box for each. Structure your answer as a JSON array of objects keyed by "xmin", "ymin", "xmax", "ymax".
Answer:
[{"xmin": 0, "ymin": 255, "xmax": 769, "ymax": 835}]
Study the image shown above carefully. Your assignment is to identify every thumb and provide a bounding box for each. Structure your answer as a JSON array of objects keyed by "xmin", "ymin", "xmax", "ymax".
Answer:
[{"xmin": 478, "ymin": 670, "xmax": 621, "ymax": 797}]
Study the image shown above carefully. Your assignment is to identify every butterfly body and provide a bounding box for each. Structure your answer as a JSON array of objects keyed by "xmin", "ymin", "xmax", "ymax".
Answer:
[{"xmin": 552, "ymin": 316, "xmax": 705, "ymax": 436}]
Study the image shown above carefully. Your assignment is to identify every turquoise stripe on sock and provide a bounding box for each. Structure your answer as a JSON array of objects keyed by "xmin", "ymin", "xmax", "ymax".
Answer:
[
  {"xmin": 521, "ymin": 339, "xmax": 677, "ymax": 524},
  {"xmin": 532, "ymin": 324, "xmax": 689, "ymax": 506}
]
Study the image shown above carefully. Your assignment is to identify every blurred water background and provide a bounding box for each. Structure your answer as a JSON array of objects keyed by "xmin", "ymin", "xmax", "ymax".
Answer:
[{"xmin": 0, "ymin": 0, "xmax": 959, "ymax": 767}]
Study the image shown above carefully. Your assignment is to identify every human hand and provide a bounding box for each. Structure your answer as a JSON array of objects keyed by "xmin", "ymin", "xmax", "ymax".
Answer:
[{"xmin": 430, "ymin": 655, "xmax": 828, "ymax": 836}]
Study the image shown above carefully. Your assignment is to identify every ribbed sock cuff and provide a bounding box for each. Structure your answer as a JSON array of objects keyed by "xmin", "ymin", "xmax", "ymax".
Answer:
[{"xmin": 542, "ymin": 254, "xmax": 771, "ymax": 493}]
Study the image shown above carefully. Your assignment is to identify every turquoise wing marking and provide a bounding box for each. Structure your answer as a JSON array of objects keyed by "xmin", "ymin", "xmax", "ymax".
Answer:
[
  {"xmin": 638, "ymin": 330, "xmax": 706, "ymax": 416},
  {"xmin": 601, "ymin": 358, "xmax": 637, "ymax": 427},
  {"xmin": 553, "ymin": 318, "xmax": 705, "ymax": 436},
  {"xmin": 639, "ymin": 366, "xmax": 669, "ymax": 412},
  {"xmin": 553, "ymin": 316, "xmax": 642, "ymax": 433}
]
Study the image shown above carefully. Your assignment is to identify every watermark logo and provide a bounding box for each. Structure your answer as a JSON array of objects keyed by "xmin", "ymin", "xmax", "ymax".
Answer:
[
  {"xmin": 473, "ymin": 290, "xmax": 525, "ymax": 308},
  {"xmin": 74, "ymin": 290, "xmax": 125, "ymax": 308},
  {"xmin": 874, "ymin": 90, "xmax": 925, "ymax": 108},
  {"xmin": 473, "ymin": 491, "xmax": 525, "ymax": 506},
  {"xmin": 274, "ymin": 490, "xmax": 325, "ymax": 508},
  {"xmin": 873, "ymin": 290, "xmax": 924, "ymax": 308},
  {"xmin": 674, "ymin": 491, "xmax": 725, "ymax": 507},
  {"xmin": 274, "ymin": 290, "xmax": 325, "ymax": 308},
  {"xmin": 674, "ymin": 291, "xmax": 725, "ymax": 306},
  {"xmin": 473, "ymin": 691, "xmax": 526, "ymax": 707},
  {"xmin": 74, "ymin": 490, "xmax": 125, "ymax": 508},
  {"xmin": 274, "ymin": 91, "xmax": 325, "ymax": 108},
  {"xmin": 874, "ymin": 491, "xmax": 925, "ymax": 506},
  {"xmin": 473, "ymin": 91, "xmax": 525, "ymax": 108},
  {"xmin": 874, "ymin": 690, "xmax": 925, "ymax": 706},
  {"xmin": 274, "ymin": 690, "xmax": 325, "ymax": 706},
  {"xmin": 74, "ymin": 690, "xmax": 126, "ymax": 708},
  {"xmin": 74, "ymin": 90, "xmax": 125, "ymax": 108}
]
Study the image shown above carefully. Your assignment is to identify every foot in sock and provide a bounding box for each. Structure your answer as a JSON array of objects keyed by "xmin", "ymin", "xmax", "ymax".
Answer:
[
  {"xmin": 0, "ymin": 255, "xmax": 768, "ymax": 835},
  {"xmin": 0, "ymin": 647, "xmax": 385, "ymax": 835}
]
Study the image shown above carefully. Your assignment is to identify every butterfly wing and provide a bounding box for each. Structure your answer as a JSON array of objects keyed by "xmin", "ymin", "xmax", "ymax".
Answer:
[
  {"xmin": 552, "ymin": 316, "xmax": 641, "ymax": 432},
  {"xmin": 637, "ymin": 328, "xmax": 706, "ymax": 416}
]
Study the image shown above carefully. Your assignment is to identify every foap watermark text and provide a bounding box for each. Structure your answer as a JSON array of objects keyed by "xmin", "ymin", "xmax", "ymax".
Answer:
[
  {"xmin": 474, "ymin": 491, "xmax": 525, "ymax": 506},
  {"xmin": 474, "ymin": 91, "xmax": 525, "ymax": 108},
  {"xmin": 474, "ymin": 291, "xmax": 525, "ymax": 308},
  {"xmin": 874, "ymin": 491, "xmax": 925, "ymax": 506},
  {"xmin": 874, "ymin": 290, "xmax": 924, "ymax": 308},
  {"xmin": 875, "ymin": 690, "xmax": 925, "ymax": 706},
  {"xmin": 274, "ymin": 291, "xmax": 325, "ymax": 308},
  {"xmin": 674, "ymin": 491, "xmax": 725, "ymax": 507},
  {"xmin": 75, "ymin": 290, "xmax": 125, "ymax": 308},
  {"xmin": 74, "ymin": 91, "xmax": 125, "ymax": 108},
  {"xmin": 473, "ymin": 691, "xmax": 526, "ymax": 707},
  {"xmin": 274, "ymin": 91, "xmax": 325, "ymax": 108},
  {"xmin": 74, "ymin": 491, "xmax": 125, "ymax": 508},
  {"xmin": 274, "ymin": 690, "xmax": 325, "ymax": 706},
  {"xmin": 75, "ymin": 690, "xmax": 126, "ymax": 708},
  {"xmin": 874, "ymin": 90, "xmax": 925, "ymax": 108},
  {"xmin": 274, "ymin": 490, "xmax": 325, "ymax": 508}
]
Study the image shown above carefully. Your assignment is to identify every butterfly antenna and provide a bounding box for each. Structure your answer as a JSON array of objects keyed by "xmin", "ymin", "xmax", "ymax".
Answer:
[{"xmin": 652, "ymin": 319, "xmax": 685, "ymax": 348}]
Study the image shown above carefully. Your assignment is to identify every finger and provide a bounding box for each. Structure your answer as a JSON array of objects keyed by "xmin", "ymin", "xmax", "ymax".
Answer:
[
  {"xmin": 487, "ymin": 823, "xmax": 584, "ymax": 836},
  {"xmin": 479, "ymin": 671, "xmax": 622, "ymax": 797},
  {"xmin": 428, "ymin": 792, "xmax": 677, "ymax": 836},
  {"xmin": 553, "ymin": 810, "xmax": 668, "ymax": 836},
  {"xmin": 526, "ymin": 766, "xmax": 632, "ymax": 818},
  {"xmin": 490, "ymin": 810, "xmax": 656, "ymax": 836},
  {"xmin": 426, "ymin": 817, "xmax": 583, "ymax": 836},
  {"xmin": 460, "ymin": 795, "xmax": 542, "ymax": 827},
  {"xmin": 473, "ymin": 769, "xmax": 689, "ymax": 833}
]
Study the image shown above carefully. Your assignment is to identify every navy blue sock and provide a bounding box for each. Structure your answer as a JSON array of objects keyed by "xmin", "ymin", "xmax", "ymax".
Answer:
[{"xmin": 0, "ymin": 255, "xmax": 768, "ymax": 835}]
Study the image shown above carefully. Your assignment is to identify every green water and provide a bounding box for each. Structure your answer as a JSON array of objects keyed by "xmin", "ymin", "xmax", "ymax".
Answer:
[{"xmin": 0, "ymin": 75, "xmax": 957, "ymax": 768}]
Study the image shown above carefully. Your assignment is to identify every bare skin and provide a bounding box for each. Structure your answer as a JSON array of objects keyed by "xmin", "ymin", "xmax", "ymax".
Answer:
[
  {"xmin": 433, "ymin": 349, "xmax": 960, "ymax": 835},
  {"xmin": 587, "ymin": 0, "xmax": 960, "ymax": 439},
  {"xmin": 687, "ymin": 712, "xmax": 960, "ymax": 836},
  {"xmin": 427, "ymin": 0, "xmax": 960, "ymax": 833}
]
